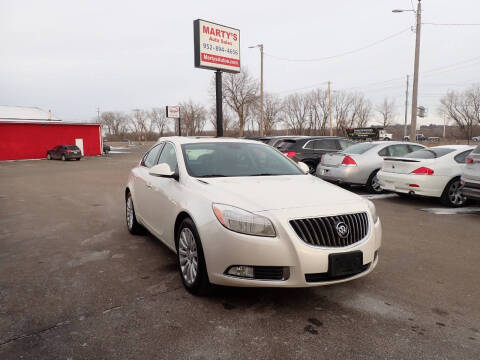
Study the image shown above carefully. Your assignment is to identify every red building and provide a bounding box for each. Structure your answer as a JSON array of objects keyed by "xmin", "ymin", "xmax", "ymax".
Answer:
[{"xmin": 0, "ymin": 106, "xmax": 102, "ymax": 161}]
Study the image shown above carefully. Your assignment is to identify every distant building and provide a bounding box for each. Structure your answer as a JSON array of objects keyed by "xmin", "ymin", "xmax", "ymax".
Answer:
[{"xmin": 0, "ymin": 106, "xmax": 102, "ymax": 161}]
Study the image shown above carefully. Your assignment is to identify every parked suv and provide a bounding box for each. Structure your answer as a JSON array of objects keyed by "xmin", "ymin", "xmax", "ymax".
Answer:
[
  {"xmin": 277, "ymin": 137, "xmax": 353, "ymax": 174},
  {"xmin": 46, "ymin": 145, "xmax": 82, "ymax": 161},
  {"xmin": 461, "ymin": 145, "xmax": 480, "ymax": 202}
]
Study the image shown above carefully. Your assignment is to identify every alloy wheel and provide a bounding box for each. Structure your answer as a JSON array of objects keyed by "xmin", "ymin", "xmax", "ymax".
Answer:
[
  {"xmin": 448, "ymin": 180, "xmax": 465, "ymax": 206},
  {"xmin": 371, "ymin": 175, "xmax": 382, "ymax": 193},
  {"xmin": 178, "ymin": 228, "xmax": 198, "ymax": 286}
]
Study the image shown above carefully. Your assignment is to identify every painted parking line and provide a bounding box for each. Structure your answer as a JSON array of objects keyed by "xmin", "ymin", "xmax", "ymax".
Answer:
[
  {"xmin": 109, "ymin": 151, "xmax": 131, "ymax": 154},
  {"xmin": 361, "ymin": 193, "xmax": 398, "ymax": 200},
  {"xmin": 420, "ymin": 207, "xmax": 480, "ymax": 215}
]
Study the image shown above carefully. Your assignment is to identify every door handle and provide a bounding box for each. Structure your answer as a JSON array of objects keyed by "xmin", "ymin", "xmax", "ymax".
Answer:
[{"xmin": 146, "ymin": 183, "xmax": 153, "ymax": 189}]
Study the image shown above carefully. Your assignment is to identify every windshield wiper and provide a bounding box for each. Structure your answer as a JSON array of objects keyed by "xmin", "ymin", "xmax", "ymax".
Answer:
[
  {"xmin": 250, "ymin": 173, "xmax": 282, "ymax": 176},
  {"xmin": 196, "ymin": 174, "xmax": 228, "ymax": 178}
]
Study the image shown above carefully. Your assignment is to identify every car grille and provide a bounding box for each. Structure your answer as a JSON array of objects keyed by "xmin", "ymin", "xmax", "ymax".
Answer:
[
  {"xmin": 254, "ymin": 266, "xmax": 289, "ymax": 280},
  {"xmin": 290, "ymin": 212, "xmax": 369, "ymax": 247}
]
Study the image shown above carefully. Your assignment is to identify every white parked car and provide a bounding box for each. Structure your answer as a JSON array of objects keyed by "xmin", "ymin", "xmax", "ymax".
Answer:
[
  {"xmin": 377, "ymin": 145, "xmax": 474, "ymax": 207},
  {"xmin": 317, "ymin": 141, "xmax": 425, "ymax": 193},
  {"xmin": 125, "ymin": 137, "xmax": 382, "ymax": 295}
]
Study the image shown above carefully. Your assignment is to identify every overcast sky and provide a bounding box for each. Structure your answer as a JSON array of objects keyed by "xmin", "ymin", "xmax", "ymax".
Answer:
[{"xmin": 1, "ymin": 0, "xmax": 479, "ymax": 125}]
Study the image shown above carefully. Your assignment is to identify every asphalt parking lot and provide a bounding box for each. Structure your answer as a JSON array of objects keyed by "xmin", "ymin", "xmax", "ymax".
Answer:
[{"xmin": 1, "ymin": 144, "xmax": 479, "ymax": 360}]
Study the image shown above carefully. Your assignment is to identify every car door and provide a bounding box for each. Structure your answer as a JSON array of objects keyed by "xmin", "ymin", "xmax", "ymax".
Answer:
[
  {"xmin": 314, "ymin": 139, "xmax": 339, "ymax": 162},
  {"xmin": 55, "ymin": 146, "xmax": 63, "ymax": 159},
  {"xmin": 134, "ymin": 143, "xmax": 164, "ymax": 221},
  {"xmin": 143, "ymin": 142, "xmax": 181, "ymax": 248}
]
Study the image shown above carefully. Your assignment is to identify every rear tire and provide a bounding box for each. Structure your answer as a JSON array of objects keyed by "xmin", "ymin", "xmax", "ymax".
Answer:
[
  {"xmin": 126, "ymin": 192, "xmax": 143, "ymax": 234},
  {"xmin": 441, "ymin": 178, "xmax": 466, "ymax": 207},
  {"xmin": 176, "ymin": 218, "xmax": 211, "ymax": 296},
  {"xmin": 47, "ymin": 153, "xmax": 51, "ymax": 160},
  {"xmin": 304, "ymin": 161, "xmax": 316, "ymax": 174},
  {"xmin": 366, "ymin": 170, "xmax": 383, "ymax": 194}
]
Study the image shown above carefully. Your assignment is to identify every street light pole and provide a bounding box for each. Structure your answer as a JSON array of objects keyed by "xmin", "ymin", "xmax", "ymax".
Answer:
[
  {"xmin": 249, "ymin": 44, "xmax": 264, "ymax": 136},
  {"xmin": 328, "ymin": 81, "xmax": 333, "ymax": 136},
  {"xmin": 393, "ymin": 0, "xmax": 422, "ymax": 142},
  {"xmin": 410, "ymin": 0, "xmax": 422, "ymax": 142},
  {"xmin": 404, "ymin": 75, "xmax": 409, "ymax": 139}
]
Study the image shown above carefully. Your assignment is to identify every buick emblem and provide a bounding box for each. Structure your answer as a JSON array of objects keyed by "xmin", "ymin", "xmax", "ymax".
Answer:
[{"xmin": 336, "ymin": 221, "xmax": 349, "ymax": 238}]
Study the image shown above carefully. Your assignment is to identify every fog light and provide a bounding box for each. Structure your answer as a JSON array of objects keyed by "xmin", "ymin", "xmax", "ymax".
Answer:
[{"xmin": 227, "ymin": 265, "xmax": 254, "ymax": 278}]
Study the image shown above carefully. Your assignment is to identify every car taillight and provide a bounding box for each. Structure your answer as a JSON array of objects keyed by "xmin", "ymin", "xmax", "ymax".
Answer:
[
  {"xmin": 411, "ymin": 167, "xmax": 434, "ymax": 175},
  {"xmin": 284, "ymin": 151, "xmax": 296, "ymax": 158},
  {"xmin": 466, "ymin": 157, "xmax": 473, "ymax": 164},
  {"xmin": 341, "ymin": 155, "xmax": 357, "ymax": 166}
]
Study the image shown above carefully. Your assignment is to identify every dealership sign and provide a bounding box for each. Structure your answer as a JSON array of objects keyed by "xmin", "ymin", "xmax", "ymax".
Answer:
[
  {"xmin": 193, "ymin": 19, "xmax": 240, "ymax": 73},
  {"xmin": 166, "ymin": 106, "xmax": 180, "ymax": 118}
]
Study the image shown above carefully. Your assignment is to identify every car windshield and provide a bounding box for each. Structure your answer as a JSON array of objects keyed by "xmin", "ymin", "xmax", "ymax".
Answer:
[
  {"xmin": 65, "ymin": 145, "xmax": 79, "ymax": 150},
  {"xmin": 182, "ymin": 142, "xmax": 304, "ymax": 177},
  {"xmin": 405, "ymin": 148, "xmax": 455, "ymax": 159},
  {"xmin": 344, "ymin": 143, "xmax": 377, "ymax": 154}
]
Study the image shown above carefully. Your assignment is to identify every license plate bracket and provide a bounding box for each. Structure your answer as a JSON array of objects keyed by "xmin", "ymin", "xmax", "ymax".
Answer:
[{"xmin": 328, "ymin": 251, "xmax": 363, "ymax": 278}]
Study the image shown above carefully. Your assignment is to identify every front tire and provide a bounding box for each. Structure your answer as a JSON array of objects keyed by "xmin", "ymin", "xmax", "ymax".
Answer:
[
  {"xmin": 441, "ymin": 178, "xmax": 466, "ymax": 207},
  {"xmin": 126, "ymin": 192, "xmax": 143, "ymax": 234},
  {"xmin": 61, "ymin": 154, "xmax": 66, "ymax": 161},
  {"xmin": 176, "ymin": 218, "xmax": 210, "ymax": 296},
  {"xmin": 366, "ymin": 170, "xmax": 383, "ymax": 194}
]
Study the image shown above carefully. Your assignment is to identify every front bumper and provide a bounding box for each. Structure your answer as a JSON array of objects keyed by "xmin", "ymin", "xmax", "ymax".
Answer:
[
  {"xmin": 316, "ymin": 164, "xmax": 367, "ymax": 185},
  {"xmin": 198, "ymin": 203, "xmax": 382, "ymax": 287},
  {"xmin": 377, "ymin": 171, "xmax": 448, "ymax": 198}
]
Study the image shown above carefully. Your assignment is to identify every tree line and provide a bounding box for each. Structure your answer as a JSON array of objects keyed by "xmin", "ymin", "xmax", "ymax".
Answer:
[{"xmin": 99, "ymin": 69, "xmax": 479, "ymax": 140}]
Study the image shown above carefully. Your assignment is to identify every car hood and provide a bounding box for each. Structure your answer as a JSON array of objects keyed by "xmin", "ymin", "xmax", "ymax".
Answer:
[{"xmin": 195, "ymin": 175, "xmax": 364, "ymax": 212}]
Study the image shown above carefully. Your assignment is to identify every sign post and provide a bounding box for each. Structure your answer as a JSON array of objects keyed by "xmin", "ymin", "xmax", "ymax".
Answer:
[
  {"xmin": 193, "ymin": 19, "xmax": 240, "ymax": 137},
  {"xmin": 166, "ymin": 106, "xmax": 181, "ymax": 136}
]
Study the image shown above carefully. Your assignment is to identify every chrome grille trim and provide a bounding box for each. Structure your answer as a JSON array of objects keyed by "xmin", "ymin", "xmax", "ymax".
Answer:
[{"xmin": 290, "ymin": 212, "xmax": 369, "ymax": 248}]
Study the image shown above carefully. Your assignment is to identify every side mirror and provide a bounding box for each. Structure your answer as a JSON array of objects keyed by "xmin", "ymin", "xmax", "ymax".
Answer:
[
  {"xmin": 149, "ymin": 163, "xmax": 178, "ymax": 179},
  {"xmin": 297, "ymin": 162, "xmax": 310, "ymax": 174}
]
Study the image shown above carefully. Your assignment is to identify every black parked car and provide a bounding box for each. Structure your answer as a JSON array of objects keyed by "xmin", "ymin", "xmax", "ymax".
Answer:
[
  {"xmin": 46, "ymin": 145, "xmax": 82, "ymax": 161},
  {"xmin": 103, "ymin": 144, "xmax": 111, "ymax": 154},
  {"xmin": 276, "ymin": 136, "xmax": 353, "ymax": 173}
]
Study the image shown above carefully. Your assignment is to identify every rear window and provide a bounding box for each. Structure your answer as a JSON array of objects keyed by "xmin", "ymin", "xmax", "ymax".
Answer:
[
  {"xmin": 406, "ymin": 148, "xmax": 455, "ymax": 159},
  {"xmin": 65, "ymin": 146, "xmax": 79, "ymax": 150},
  {"xmin": 345, "ymin": 143, "xmax": 377, "ymax": 154},
  {"xmin": 339, "ymin": 139, "xmax": 354, "ymax": 150},
  {"xmin": 276, "ymin": 140, "xmax": 297, "ymax": 151}
]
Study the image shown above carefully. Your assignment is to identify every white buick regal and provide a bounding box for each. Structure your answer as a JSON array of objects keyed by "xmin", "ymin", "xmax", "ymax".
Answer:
[{"xmin": 125, "ymin": 137, "xmax": 381, "ymax": 295}]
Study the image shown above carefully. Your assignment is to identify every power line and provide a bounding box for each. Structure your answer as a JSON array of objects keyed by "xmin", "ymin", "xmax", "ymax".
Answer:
[
  {"xmin": 423, "ymin": 22, "xmax": 480, "ymax": 26},
  {"xmin": 264, "ymin": 27, "xmax": 411, "ymax": 63}
]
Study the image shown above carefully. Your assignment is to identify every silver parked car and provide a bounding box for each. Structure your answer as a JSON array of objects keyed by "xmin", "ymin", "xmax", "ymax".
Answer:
[
  {"xmin": 461, "ymin": 145, "xmax": 480, "ymax": 201},
  {"xmin": 316, "ymin": 141, "xmax": 426, "ymax": 193}
]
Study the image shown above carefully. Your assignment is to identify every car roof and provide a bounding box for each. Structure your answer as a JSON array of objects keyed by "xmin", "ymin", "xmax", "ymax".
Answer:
[{"xmin": 157, "ymin": 136, "xmax": 264, "ymax": 145}]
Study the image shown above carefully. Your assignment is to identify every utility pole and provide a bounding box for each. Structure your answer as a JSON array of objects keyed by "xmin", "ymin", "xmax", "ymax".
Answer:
[
  {"xmin": 260, "ymin": 44, "xmax": 264, "ymax": 136},
  {"xmin": 410, "ymin": 0, "xmax": 422, "ymax": 142},
  {"xmin": 404, "ymin": 75, "xmax": 409, "ymax": 139},
  {"xmin": 328, "ymin": 81, "xmax": 333, "ymax": 136},
  {"xmin": 96, "ymin": 107, "xmax": 100, "ymax": 122},
  {"xmin": 215, "ymin": 70, "xmax": 223, "ymax": 137}
]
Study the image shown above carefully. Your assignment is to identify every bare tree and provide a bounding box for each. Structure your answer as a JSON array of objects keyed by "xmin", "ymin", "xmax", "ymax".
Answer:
[
  {"xmin": 440, "ymin": 85, "xmax": 480, "ymax": 140},
  {"xmin": 100, "ymin": 111, "xmax": 129, "ymax": 137},
  {"xmin": 308, "ymin": 89, "xmax": 329, "ymax": 135},
  {"xmin": 209, "ymin": 106, "xmax": 236, "ymax": 135},
  {"xmin": 148, "ymin": 108, "xmax": 169, "ymax": 136},
  {"xmin": 283, "ymin": 93, "xmax": 311, "ymax": 134},
  {"xmin": 179, "ymin": 100, "xmax": 207, "ymax": 136},
  {"xmin": 220, "ymin": 69, "xmax": 258, "ymax": 137},
  {"xmin": 249, "ymin": 92, "xmax": 283, "ymax": 135},
  {"xmin": 333, "ymin": 91, "xmax": 354, "ymax": 135},
  {"xmin": 376, "ymin": 97, "xmax": 396, "ymax": 127},
  {"xmin": 128, "ymin": 109, "xmax": 148, "ymax": 141}
]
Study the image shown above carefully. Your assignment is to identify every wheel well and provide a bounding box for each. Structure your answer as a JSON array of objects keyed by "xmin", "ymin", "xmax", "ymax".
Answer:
[{"xmin": 174, "ymin": 211, "xmax": 192, "ymax": 246}]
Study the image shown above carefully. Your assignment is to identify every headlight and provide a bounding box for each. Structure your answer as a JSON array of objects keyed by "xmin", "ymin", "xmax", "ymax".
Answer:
[
  {"xmin": 367, "ymin": 200, "xmax": 379, "ymax": 223},
  {"xmin": 212, "ymin": 203, "xmax": 276, "ymax": 237}
]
